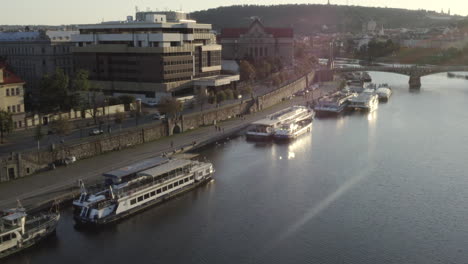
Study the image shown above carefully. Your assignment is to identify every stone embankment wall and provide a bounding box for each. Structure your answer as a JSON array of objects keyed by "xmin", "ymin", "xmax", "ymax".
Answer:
[{"xmin": 0, "ymin": 71, "xmax": 317, "ymax": 183}]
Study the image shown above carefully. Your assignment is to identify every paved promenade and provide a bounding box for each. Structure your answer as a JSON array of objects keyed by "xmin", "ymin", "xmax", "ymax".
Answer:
[{"xmin": 0, "ymin": 83, "xmax": 338, "ymax": 209}]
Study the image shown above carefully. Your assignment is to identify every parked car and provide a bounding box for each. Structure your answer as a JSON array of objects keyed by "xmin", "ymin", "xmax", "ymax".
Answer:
[
  {"xmin": 89, "ymin": 128, "xmax": 104, "ymax": 136},
  {"xmin": 64, "ymin": 156, "xmax": 76, "ymax": 165},
  {"xmin": 152, "ymin": 113, "xmax": 166, "ymax": 120}
]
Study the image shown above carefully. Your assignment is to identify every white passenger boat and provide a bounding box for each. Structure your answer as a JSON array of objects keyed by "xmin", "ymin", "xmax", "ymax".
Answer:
[
  {"xmin": 348, "ymin": 89, "xmax": 379, "ymax": 112},
  {"xmin": 274, "ymin": 107, "xmax": 314, "ymax": 140},
  {"xmin": 314, "ymin": 91, "xmax": 357, "ymax": 115},
  {"xmin": 376, "ymin": 84, "xmax": 392, "ymax": 101},
  {"xmin": 73, "ymin": 157, "xmax": 214, "ymax": 226},
  {"xmin": 0, "ymin": 206, "xmax": 60, "ymax": 259},
  {"xmin": 246, "ymin": 106, "xmax": 312, "ymax": 140}
]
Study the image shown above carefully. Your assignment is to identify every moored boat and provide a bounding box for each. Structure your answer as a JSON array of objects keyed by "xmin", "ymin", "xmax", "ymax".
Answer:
[
  {"xmin": 246, "ymin": 106, "xmax": 312, "ymax": 140},
  {"xmin": 0, "ymin": 206, "xmax": 60, "ymax": 259},
  {"xmin": 348, "ymin": 89, "xmax": 379, "ymax": 112},
  {"xmin": 73, "ymin": 157, "xmax": 214, "ymax": 226},
  {"xmin": 376, "ymin": 84, "xmax": 392, "ymax": 102},
  {"xmin": 314, "ymin": 90, "xmax": 357, "ymax": 116},
  {"xmin": 274, "ymin": 107, "xmax": 314, "ymax": 141}
]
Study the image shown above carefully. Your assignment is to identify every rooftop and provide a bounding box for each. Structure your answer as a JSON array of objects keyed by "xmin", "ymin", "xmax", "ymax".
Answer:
[
  {"xmin": 0, "ymin": 30, "xmax": 78, "ymax": 42},
  {"xmin": 0, "ymin": 63, "xmax": 25, "ymax": 85},
  {"xmin": 137, "ymin": 159, "xmax": 193, "ymax": 178},
  {"xmin": 103, "ymin": 156, "xmax": 169, "ymax": 179}
]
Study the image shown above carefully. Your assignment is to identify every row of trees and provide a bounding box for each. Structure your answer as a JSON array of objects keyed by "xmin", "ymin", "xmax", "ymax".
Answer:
[
  {"xmin": 239, "ymin": 57, "xmax": 286, "ymax": 83},
  {"xmin": 356, "ymin": 39, "xmax": 400, "ymax": 62}
]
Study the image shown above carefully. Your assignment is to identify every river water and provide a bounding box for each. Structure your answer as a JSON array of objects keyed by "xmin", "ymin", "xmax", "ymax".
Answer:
[{"xmin": 6, "ymin": 72, "xmax": 468, "ymax": 264}]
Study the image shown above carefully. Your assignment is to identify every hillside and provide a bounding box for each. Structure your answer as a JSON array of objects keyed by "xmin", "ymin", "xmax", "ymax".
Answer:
[{"xmin": 191, "ymin": 4, "xmax": 463, "ymax": 35}]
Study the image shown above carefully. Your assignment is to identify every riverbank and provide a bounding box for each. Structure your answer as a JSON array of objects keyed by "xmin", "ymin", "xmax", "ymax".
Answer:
[{"xmin": 0, "ymin": 81, "xmax": 339, "ymax": 210}]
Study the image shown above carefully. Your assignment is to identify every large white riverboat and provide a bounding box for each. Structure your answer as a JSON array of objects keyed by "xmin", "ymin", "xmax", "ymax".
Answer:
[
  {"xmin": 348, "ymin": 89, "xmax": 379, "ymax": 112},
  {"xmin": 274, "ymin": 107, "xmax": 314, "ymax": 140},
  {"xmin": 0, "ymin": 207, "xmax": 60, "ymax": 259},
  {"xmin": 73, "ymin": 157, "xmax": 214, "ymax": 226},
  {"xmin": 246, "ymin": 106, "xmax": 312, "ymax": 140},
  {"xmin": 314, "ymin": 91, "xmax": 357, "ymax": 115}
]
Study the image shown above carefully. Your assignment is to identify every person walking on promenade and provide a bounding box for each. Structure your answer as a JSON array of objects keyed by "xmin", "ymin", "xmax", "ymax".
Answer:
[{"xmin": 170, "ymin": 140, "xmax": 174, "ymax": 148}]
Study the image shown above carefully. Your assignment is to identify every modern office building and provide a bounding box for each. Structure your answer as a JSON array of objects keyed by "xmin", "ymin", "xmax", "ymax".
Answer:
[
  {"xmin": 72, "ymin": 11, "xmax": 239, "ymax": 104},
  {"xmin": 0, "ymin": 30, "xmax": 77, "ymax": 101},
  {"xmin": 219, "ymin": 19, "xmax": 294, "ymax": 64},
  {"xmin": 0, "ymin": 64, "xmax": 25, "ymax": 129}
]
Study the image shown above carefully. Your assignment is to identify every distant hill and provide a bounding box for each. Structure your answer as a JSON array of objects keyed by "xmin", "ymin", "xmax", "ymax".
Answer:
[{"xmin": 191, "ymin": 5, "xmax": 464, "ymax": 35}]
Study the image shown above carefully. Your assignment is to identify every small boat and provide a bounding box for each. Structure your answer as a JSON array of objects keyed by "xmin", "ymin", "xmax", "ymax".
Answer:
[
  {"xmin": 376, "ymin": 84, "xmax": 392, "ymax": 102},
  {"xmin": 73, "ymin": 157, "xmax": 214, "ymax": 226},
  {"xmin": 0, "ymin": 205, "xmax": 60, "ymax": 259},
  {"xmin": 348, "ymin": 89, "xmax": 379, "ymax": 112},
  {"xmin": 274, "ymin": 107, "xmax": 314, "ymax": 141}
]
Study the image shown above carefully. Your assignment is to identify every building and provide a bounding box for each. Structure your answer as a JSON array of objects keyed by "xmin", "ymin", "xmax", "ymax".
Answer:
[
  {"xmin": 0, "ymin": 64, "xmax": 25, "ymax": 129},
  {"xmin": 0, "ymin": 30, "xmax": 77, "ymax": 102},
  {"xmin": 72, "ymin": 11, "xmax": 239, "ymax": 104},
  {"xmin": 219, "ymin": 19, "xmax": 294, "ymax": 64}
]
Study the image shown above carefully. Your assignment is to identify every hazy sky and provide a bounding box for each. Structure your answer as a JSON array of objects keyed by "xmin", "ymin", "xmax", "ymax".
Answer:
[{"xmin": 1, "ymin": 0, "xmax": 466, "ymax": 25}]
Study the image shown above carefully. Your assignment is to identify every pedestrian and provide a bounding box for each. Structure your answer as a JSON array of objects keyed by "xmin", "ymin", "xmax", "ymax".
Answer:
[{"xmin": 170, "ymin": 140, "xmax": 174, "ymax": 148}]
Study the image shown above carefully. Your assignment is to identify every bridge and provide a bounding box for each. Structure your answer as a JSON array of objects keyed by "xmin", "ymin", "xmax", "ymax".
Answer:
[{"xmin": 333, "ymin": 65, "xmax": 468, "ymax": 88}]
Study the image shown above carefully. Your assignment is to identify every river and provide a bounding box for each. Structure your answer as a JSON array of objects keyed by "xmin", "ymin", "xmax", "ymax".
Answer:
[{"xmin": 5, "ymin": 71, "xmax": 468, "ymax": 264}]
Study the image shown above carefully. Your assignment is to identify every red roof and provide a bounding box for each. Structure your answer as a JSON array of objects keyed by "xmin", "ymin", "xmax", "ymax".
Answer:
[
  {"xmin": 220, "ymin": 20, "xmax": 293, "ymax": 39},
  {"xmin": 0, "ymin": 63, "xmax": 24, "ymax": 85}
]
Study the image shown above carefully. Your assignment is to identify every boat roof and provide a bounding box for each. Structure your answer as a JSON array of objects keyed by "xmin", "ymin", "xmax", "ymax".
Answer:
[
  {"xmin": 103, "ymin": 157, "xmax": 169, "ymax": 179},
  {"xmin": 137, "ymin": 159, "xmax": 193, "ymax": 178},
  {"xmin": 252, "ymin": 118, "xmax": 279, "ymax": 126},
  {"xmin": 2, "ymin": 212, "xmax": 26, "ymax": 221}
]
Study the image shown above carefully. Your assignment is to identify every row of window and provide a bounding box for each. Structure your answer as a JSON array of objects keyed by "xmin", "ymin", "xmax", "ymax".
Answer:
[
  {"xmin": 5, "ymin": 88, "xmax": 21, "ymax": 97},
  {"xmin": 7, "ymin": 104, "xmax": 22, "ymax": 113},
  {"xmin": 0, "ymin": 232, "xmax": 17, "ymax": 243},
  {"xmin": 163, "ymin": 60, "xmax": 192, "ymax": 66},
  {"xmin": 164, "ymin": 68, "xmax": 192, "ymax": 75},
  {"xmin": 0, "ymin": 45, "xmax": 70, "ymax": 55},
  {"xmin": 129, "ymin": 176, "xmax": 194, "ymax": 205}
]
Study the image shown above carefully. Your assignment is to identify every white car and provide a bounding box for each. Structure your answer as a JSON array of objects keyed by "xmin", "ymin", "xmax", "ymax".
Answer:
[
  {"xmin": 152, "ymin": 113, "xmax": 166, "ymax": 120},
  {"xmin": 89, "ymin": 128, "xmax": 104, "ymax": 136}
]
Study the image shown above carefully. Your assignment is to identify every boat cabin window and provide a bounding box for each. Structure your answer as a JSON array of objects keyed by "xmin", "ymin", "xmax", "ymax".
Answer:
[
  {"xmin": 174, "ymin": 182, "xmax": 179, "ymax": 187},
  {"xmin": 162, "ymin": 186, "xmax": 168, "ymax": 191},
  {"xmin": 189, "ymin": 176, "xmax": 194, "ymax": 180},
  {"xmin": 157, "ymin": 189, "xmax": 162, "ymax": 194},
  {"xmin": 130, "ymin": 199, "xmax": 136, "ymax": 205},
  {"xmin": 198, "ymin": 172, "xmax": 203, "ymax": 176},
  {"xmin": 184, "ymin": 178, "xmax": 189, "ymax": 183},
  {"xmin": 144, "ymin": 194, "xmax": 150, "ymax": 199},
  {"xmin": 137, "ymin": 196, "xmax": 143, "ymax": 202},
  {"xmin": 168, "ymin": 184, "xmax": 173, "ymax": 189},
  {"xmin": 150, "ymin": 191, "xmax": 156, "ymax": 196},
  {"xmin": 1, "ymin": 232, "xmax": 16, "ymax": 243},
  {"xmin": 205, "ymin": 169, "xmax": 210, "ymax": 174},
  {"xmin": 179, "ymin": 180, "xmax": 184, "ymax": 185}
]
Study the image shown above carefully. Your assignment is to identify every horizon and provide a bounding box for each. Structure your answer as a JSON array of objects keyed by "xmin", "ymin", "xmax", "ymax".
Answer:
[{"xmin": 0, "ymin": 1, "xmax": 466, "ymax": 26}]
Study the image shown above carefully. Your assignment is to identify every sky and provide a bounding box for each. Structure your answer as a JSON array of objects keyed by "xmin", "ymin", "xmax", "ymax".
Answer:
[{"xmin": 1, "ymin": 0, "xmax": 466, "ymax": 25}]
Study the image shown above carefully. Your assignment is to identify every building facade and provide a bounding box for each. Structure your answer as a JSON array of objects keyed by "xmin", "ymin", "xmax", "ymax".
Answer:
[
  {"xmin": 0, "ymin": 64, "xmax": 25, "ymax": 129},
  {"xmin": 0, "ymin": 31, "xmax": 77, "ymax": 102},
  {"xmin": 219, "ymin": 19, "xmax": 294, "ymax": 64},
  {"xmin": 72, "ymin": 11, "xmax": 238, "ymax": 104}
]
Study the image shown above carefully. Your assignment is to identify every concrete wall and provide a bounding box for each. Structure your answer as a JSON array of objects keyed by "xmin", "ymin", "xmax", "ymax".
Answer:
[{"xmin": 0, "ymin": 70, "xmax": 315, "ymax": 183}]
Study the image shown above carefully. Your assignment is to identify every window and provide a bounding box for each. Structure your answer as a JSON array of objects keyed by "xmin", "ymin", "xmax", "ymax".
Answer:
[
  {"xmin": 179, "ymin": 180, "xmax": 184, "ymax": 185},
  {"xmin": 7, "ymin": 106, "xmax": 10, "ymax": 112},
  {"xmin": 6, "ymin": 89, "xmax": 9, "ymax": 96},
  {"xmin": 17, "ymin": 105, "xmax": 21, "ymax": 112},
  {"xmin": 18, "ymin": 121, "xmax": 22, "ymax": 128},
  {"xmin": 157, "ymin": 189, "xmax": 161, "ymax": 194},
  {"xmin": 190, "ymin": 176, "xmax": 194, "ymax": 180},
  {"xmin": 144, "ymin": 193, "xmax": 150, "ymax": 199},
  {"xmin": 199, "ymin": 172, "xmax": 203, "ymax": 176},
  {"xmin": 162, "ymin": 186, "xmax": 168, "ymax": 191},
  {"xmin": 131, "ymin": 199, "xmax": 136, "ymax": 205},
  {"xmin": 206, "ymin": 169, "xmax": 210, "ymax": 174},
  {"xmin": 12, "ymin": 105, "xmax": 15, "ymax": 113},
  {"xmin": 168, "ymin": 184, "xmax": 173, "ymax": 189},
  {"xmin": 174, "ymin": 182, "xmax": 179, "ymax": 187},
  {"xmin": 137, "ymin": 196, "xmax": 143, "ymax": 202},
  {"xmin": 16, "ymin": 88, "xmax": 20, "ymax": 95},
  {"xmin": 150, "ymin": 191, "xmax": 156, "ymax": 196},
  {"xmin": 184, "ymin": 178, "xmax": 189, "ymax": 183}
]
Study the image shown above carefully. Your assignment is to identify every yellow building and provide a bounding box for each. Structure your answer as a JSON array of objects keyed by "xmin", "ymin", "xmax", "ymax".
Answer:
[{"xmin": 0, "ymin": 64, "xmax": 25, "ymax": 129}]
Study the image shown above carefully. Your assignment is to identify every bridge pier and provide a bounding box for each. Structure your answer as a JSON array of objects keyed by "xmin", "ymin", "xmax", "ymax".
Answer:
[{"xmin": 409, "ymin": 74, "xmax": 421, "ymax": 89}]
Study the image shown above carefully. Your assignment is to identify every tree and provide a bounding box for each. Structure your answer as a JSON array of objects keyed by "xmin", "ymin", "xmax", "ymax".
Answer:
[
  {"xmin": 49, "ymin": 117, "xmax": 71, "ymax": 137},
  {"xmin": 118, "ymin": 95, "xmax": 136, "ymax": 111},
  {"xmin": 0, "ymin": 110, "xmax": 13, "ymax": 144},
  {"xmin": 195, "ymin": 89, "xmax": 209, "ymax": 111},
  {"xmin": 158, "ymin": 97, "xmax": 183, "ymax": 120},
  {"xmin": 114, "ymin": 110, "xmax": 125, "ymax": 131},
  {"xmin": 239, "ymin": 60, "xmax": 256, "ymax": 82},
  {"xmin": 38, "ymin": 68, "xmax": 70, "ymax": 113},
  {"xmin": 216, "ymin": 91, "xmax": 227, "ymax": 103},
  {"xmin": 34, "ymin": 125, "xmax": 45, "ymax": 150},
  {"xmin": 225, "ymin": 89, "xmax": 234, "ymax": 100},
  {"xmin": 240, "ymin": 85, "xmax": 253, "ymax": 97}
]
